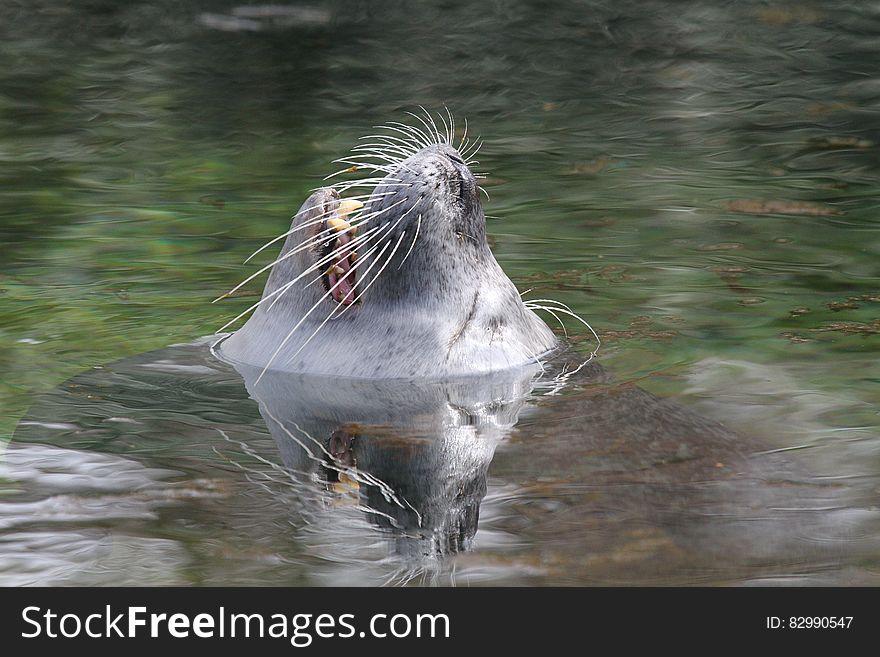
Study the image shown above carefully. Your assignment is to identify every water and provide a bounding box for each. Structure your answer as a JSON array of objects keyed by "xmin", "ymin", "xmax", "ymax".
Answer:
[{"xmin": 2, "ymin": 0, "xmax": 880, "ymax": 585}]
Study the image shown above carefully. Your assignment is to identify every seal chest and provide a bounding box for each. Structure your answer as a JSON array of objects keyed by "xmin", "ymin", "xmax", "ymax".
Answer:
[{"xmin": 216, "ymin": 116, "xmax": 558, "ymax": 379}]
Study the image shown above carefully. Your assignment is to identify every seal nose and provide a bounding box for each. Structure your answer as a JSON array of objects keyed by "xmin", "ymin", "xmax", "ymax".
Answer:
[
  {"xmin": 433, "ymin": 147, "xmax": 478, "ymax": 209},
  {"xmin": 433, "ymin": 144, "xmax": 467, "ymax": 167},
  {"xmin": 437, "ymin": 147, "xmax": 472, "ymax": 178},
  {"xmin": 408, "ymin": 144, "xmax": 479, "ymax": 210}
]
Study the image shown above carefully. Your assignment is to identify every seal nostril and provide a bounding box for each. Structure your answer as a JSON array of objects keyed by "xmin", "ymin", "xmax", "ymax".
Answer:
[{"xmin": 449, "ymin": 154, "xmax": 465, "ymax": 165}]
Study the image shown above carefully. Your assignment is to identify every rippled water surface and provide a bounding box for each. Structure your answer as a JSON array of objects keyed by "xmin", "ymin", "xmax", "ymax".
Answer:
[{"xmin": 2, "ymin": 0, "xmax": 880, "ymax": 585}]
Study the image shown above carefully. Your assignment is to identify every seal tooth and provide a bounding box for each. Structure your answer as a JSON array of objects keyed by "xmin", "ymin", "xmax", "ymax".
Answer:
[
  {"xmin": 337, "ymin": 199, "xmax": 364, "ymax": 218},
  {"xmin": 335, "ymin": 199, "xmax": 363, "ymax": 236},
  {"xmin": 327, "ymin": 217, "xmax": 350, "ymax": 233}
]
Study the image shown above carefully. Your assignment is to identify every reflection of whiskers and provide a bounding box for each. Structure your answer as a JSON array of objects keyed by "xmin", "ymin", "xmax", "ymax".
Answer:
[
  {"xmin": 212, "ymin": 428, "xmax": 324, "ymax": 526},
  {"xmin": 213, "ymin": 426, "xmax": 469, "ymax": 585},
  {"xmin": 260, "ymin": 404, "xmax": 423, "ymax": 526},
  {"xmin": 535, "ymin": 354, "xmax": 597, "ymax": 397},
  {"xmin": 380, "ymin": 561, "xmax": 445, "ymax": 587},
  {"xmin": 214, "ymin": 403, "xmax": 424, "ymax": 532}
]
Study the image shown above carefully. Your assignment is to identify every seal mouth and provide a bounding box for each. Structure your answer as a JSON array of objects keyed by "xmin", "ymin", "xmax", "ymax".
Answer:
[{"xmin": 321, "ymin": 199, "xmax": 363, "ymax": 305}]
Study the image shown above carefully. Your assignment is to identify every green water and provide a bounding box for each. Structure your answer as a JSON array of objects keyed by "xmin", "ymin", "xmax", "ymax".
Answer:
[{"xmin": 2, "ymin": 1, "xmax": 880, "ymax": 585}]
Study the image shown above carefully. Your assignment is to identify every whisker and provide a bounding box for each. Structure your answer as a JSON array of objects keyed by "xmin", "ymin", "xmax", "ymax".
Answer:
[
  {"xmin": 247, "ymin": 197, "xmax": 393, "ymax": 269},
  {"xmin": 540, "ymin": 353, "xmax": 596, "ymax": 396},
  {"xmin": 372, "ymin": 124, "xmax": 424, "ymax": 148},
  {"xmin": 331, "ymin": 157, "xmax": 395, "ymax": 174},
  {"xmin": 222, "ymin": 217, "xmax": 389, "ymax": 307},
  {"xmin": 215, "ymin": 221, "xmax": 377, "ymax": 333},
  {"xmin": 326, "ymin": 179, "xmax": 410, "ymax": 192},
  {"xmin": 256, "ymin": 406, "xmax": 418, "ymax": 517},
  {"xmin": 523, "ymin": 298, "xmax": 601, "ymax": 355},
  {"xmin": 506, "ymin": 334, "xmax": 546, "ymax": 374},
  {"xmin": 333, "ymin": 228, "xmax": 408, "ymax": 319},
  {"xmin": 255, "ymin": 236, "xmax": 396, "ymax": 383},
  {"xmin": 362, "ymin": 132, "xmax": 421, "ymax": 153},
  {"xmin": 227, "ymin": 197, "xmax": 409, "ymax": 301},
  {"xmin": 283, "ymin": 235, "xmax": 402, "ymax": 365},
  {"xmin": 462, "ymin": 137, "xmax": 483, "ymax": 161},
  {"xmin": 398, "ymin": 211, "xmax": 422, "ymax": 269},
  {"xmin": 258, "ymin": 277, "xmax": 301, "ymax": 314},
  {"xmin": 379, "ymin": 123, "xmax": 429, "ymax": 150},
  {"xmin": 419, "ymin": 105, "xmax": 442, "ymax": 143},
  {"xmin": 435, "ymin": 108, "xmax": 450, "ymax": 145},
  {"xmin": 322, "ymin": 166, "xmax": 364, "ymax": 181},
  {"xmin": 445, "ymin": 106, "xmax": 455, "ymax": 146},
  {"xmin": 324, "ymin": 177, "xmax": 405, "ymax": 187},
  {"xmin": 357, "ymin": 133, "xmax": 417, "ymax": 148},
  {"xmin": 465, "ymin": 140, "xmax": 483, "ymax": 161},
  {"xmin": 320, "ymin": 174, "xmax": 391, "ymax": 186},
  {"xmin": 356, "ymin": 136, "xmax": 413, "ymax": 151},
  {"xmin": 523, "ymin": 303, "xmax": 569, "ymax": 338},
  {"xmin": 243, "ymin": 196, "xmax": 384, "ymax": 264},
  {"xmin": 388, "ymin": 121, "xmax": 433, "ymax": 149},
  {"xmin": 345, "ymin": 151, "xmax": 407, "ymax": 165},
  {"xmin": 409, "ymin": 109, "xmax": 441, "ymax": 146},
  {"xmin": 242, "ymin": 209, "xmax": 347, "ymax": 265},
  {"xmin": 354, "ymin": 140, "xmax": 413, "ymax": 154},
  {"xmin": 216, "ymin": 277, "xmax": 295, "ymax": 333},
  {"xmin": 401, "ymin": 114, "xmax": 437, "ymax": 147},
  {"xmin": 328, "ymin": 193, "xmax": 421, "ymax": 319},
  {"xmin": 273, "ymin": 233, "xmax": 390, "ymax": 311},
  {"xmin": 331, "ymin": 156, "xmax": 394, "ymax": 169},
  {"xmin": 330, "ymin": 182, "xmax": 412, "ymax": 195},
  {"xmin": 352, "ymin": 143, "xmax": 413, "ymax": 160},
  {"xmin": 335, "ymin": 154, "xmax": 422, "ymax": 178},
  {"xmin": 324, "ymin": 174, "xmax": 405, "ymax": 185},
  {"xmin": 398, "ymin": 114, "xmax": 434, "ymax": 147},
  {"xmin": 326, "ymin": 177, "xmax": 410, "ymax": 191},
  {"xmin": 264, "ymin": 223, "xmax": 391, "ymax": 313},
  {"xmin": 428, "ymin": 107, "xmax": 447, "ymax": 144}
]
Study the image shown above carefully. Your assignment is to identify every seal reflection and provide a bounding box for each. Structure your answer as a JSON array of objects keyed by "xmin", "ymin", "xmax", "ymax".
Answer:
[{"xmin": 231, "ymin": 360, "xmax": 542, "ymax": 558}]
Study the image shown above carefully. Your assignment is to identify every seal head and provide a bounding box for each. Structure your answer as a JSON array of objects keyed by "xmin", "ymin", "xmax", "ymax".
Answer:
[{"xmin": 217, "ymin": 137, "xmax": 558, "ymax": 378}]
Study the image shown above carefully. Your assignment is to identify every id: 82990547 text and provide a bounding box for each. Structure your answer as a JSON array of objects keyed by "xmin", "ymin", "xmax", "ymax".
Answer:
[{"xmin": 766, "ymin": 616, "xmax": 853, "ymax": 629}]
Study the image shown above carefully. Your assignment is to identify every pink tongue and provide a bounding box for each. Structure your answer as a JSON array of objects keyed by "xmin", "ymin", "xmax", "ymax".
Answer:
[
  {"xmin": 332, "ymin": 271, "xmax": 354, "ymax": 305},
  {"xmin": 329, "ymin": 233, "xmax": 355, "ymax": 305}
]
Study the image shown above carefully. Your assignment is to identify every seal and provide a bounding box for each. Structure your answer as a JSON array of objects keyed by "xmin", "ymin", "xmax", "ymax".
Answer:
[{"xmin": 215, "ymin": 113, "xmax": 571, "ymax": 379}]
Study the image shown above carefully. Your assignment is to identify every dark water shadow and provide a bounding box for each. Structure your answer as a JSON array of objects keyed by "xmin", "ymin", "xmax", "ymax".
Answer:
[{"xmin": 9, "ymin": 339, "xmax": 880, "ymax": 585}]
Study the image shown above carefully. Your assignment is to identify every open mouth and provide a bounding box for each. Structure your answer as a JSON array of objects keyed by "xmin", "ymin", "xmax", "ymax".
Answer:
[{"xmin": 321, "ymin": 199, "xmax": 363, "ymax": 305}]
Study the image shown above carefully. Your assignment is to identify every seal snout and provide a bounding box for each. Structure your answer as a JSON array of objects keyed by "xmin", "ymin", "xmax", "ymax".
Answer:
[{"xmin": 407, "ymin": 144, "xmax": 479, "ymax": 210}]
